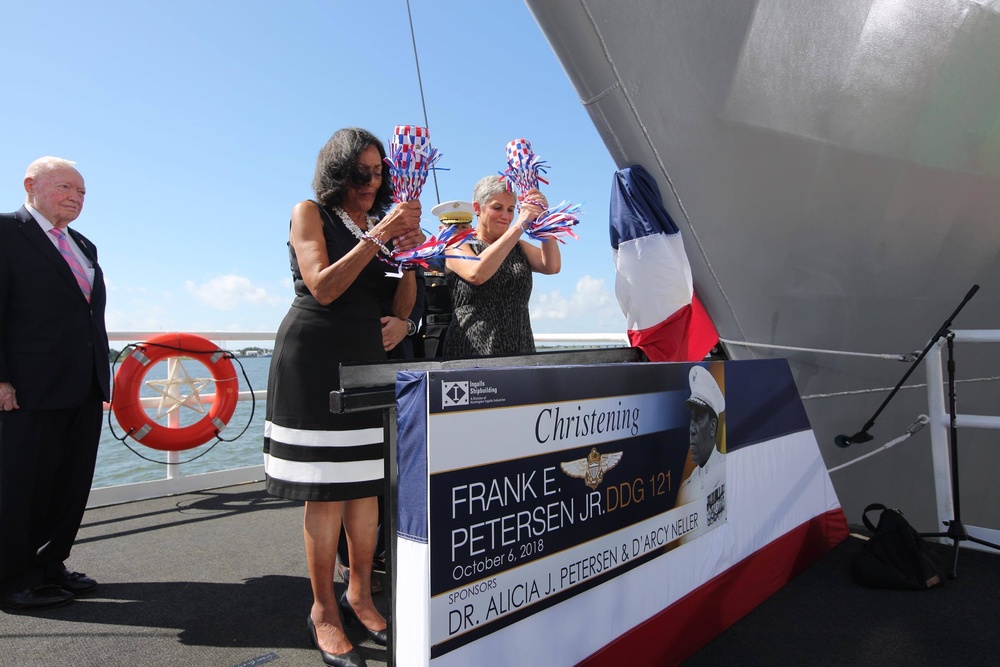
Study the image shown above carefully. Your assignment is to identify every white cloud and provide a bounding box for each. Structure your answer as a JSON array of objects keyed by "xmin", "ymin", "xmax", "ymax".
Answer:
[
  {"xmin": 185, "ymin": 274, "xmax": 285, "ymax": 311},
  {"xmin": 105, "ymin": 307, "xmax": 172, "ymax": 333},
  {"xmin": 105, "ymin": 288, "xmax": 183, "ymax": 333},
  {"xmin": 530, "ymin": 275, "xmax": 624, "ymax": 331},
  {"xmin": 103, "ymin": 275, "xmax": 287, "ymax": 336}
]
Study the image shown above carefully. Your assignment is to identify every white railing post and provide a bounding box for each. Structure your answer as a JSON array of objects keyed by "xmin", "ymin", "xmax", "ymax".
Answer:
[
  {"xmin": 924, "ymin": 339, "xmax": 952, "ymax": 536},
  {"xmin": 166, "ymin": 357, "xmax": 181, "ymax": 480},
  {"xmin": 924, "ymin": 329, "xmax": 1000, "ymax": 549}
]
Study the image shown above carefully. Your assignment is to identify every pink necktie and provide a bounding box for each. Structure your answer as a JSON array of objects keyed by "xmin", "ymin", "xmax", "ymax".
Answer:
[{"xmin": 48, "ymin": 228, "xmax": 92, "ymax": 302}]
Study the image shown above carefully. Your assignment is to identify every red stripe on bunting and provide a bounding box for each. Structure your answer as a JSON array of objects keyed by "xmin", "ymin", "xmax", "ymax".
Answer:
[
  {"xmin": 627, "ymin": 293, "xmax": 719, "ymax": 362},
  {"xmin": 577, "ymin": 508, "xmax": 850, "ymax": 667}
]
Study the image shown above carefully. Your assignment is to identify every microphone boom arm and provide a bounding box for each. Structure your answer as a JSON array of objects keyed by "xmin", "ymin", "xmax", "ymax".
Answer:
[{"xmin": 835, "ymin": 284, "xmax": 979, "ymax": 447}]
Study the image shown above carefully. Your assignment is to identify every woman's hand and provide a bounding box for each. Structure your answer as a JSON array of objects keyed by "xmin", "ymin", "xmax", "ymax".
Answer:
[
  {"xmin": 516, "ymin": 188, "xmax": 547, "ymax": 230},
  {"xmin": 394, "ymin": 226, "xmax": 427, "ymax": 252},
  {"xmin": 373, "ymin": 200, "xmax": 424, "ymax": 250},
  {"xmin": 381, "ymin": 315, "xmax": 409, "ymax": 351}
]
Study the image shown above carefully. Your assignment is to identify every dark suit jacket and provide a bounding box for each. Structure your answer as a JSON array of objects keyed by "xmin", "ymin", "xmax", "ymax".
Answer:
[{"xmin": 0, "ymin": 206, "xmax": 110, "ymax": 409}]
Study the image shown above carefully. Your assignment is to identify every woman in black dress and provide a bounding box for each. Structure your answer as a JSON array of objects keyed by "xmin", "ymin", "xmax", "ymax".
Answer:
[
  {"xmin": 443, "ymin": 176, "xmax": 561, "ymax": 357},
  {"xmin": 265, "ymin": 128, "xmax": 423, "ymax": 667}
]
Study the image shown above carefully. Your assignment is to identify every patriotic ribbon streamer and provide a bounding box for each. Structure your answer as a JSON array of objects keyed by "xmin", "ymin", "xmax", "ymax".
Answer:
[
  {"xmin": 498, "ymin": 137, "xmax": 550, "ymax": 194},
  {"xmin": 391, "ymin": 225, "xmax": 480, "ymax": 270},
  {"xmin": 498, "ymin": 138, "xmax": 581, "ymax": 242},
  {"xmin": 520, "ymin": 199, "xmax": 582, "ymax": 243},
  {"xmin": 385, "ymin": 124, "xmax": 446, "ymax": 202},
  {"xmin": 374, "ymin": 124, "xmax": 450, "ymax": 270}
]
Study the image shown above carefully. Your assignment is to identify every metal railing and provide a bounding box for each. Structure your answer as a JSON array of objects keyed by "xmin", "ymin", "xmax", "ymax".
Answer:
[
  {"xmin": 925, "ymin": 330, "xmax": 1000, "ymax": 549},
  {"xmin": 104, "ymin": 330, "xmax": 629, "ymax": 423},
  {"xmin": 98, "ymin": 327, "xmax": 1000, "ymax": 550},
  {"xmin": 90, "ymin": 331, "xmax": 631, "ymax": 507}
]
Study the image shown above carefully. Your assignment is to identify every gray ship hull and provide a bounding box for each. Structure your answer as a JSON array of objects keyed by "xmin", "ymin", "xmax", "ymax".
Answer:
[{"xmin": 527, "ymin": 0, "xmax": 1000, "ymax": 532}]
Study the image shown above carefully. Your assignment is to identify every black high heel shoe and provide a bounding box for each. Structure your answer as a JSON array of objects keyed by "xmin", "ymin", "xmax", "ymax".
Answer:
[
  {"xmin": 339, "ymin": 592, "xmax": 388, "ymax": 646},
  {"xmin": 307, "ymin": 615, "xmax": 366, "ymax": 667}
]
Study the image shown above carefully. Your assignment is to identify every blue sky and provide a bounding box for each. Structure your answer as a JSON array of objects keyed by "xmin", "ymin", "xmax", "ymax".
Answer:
[{"xmin": 2, "ymin": 0, "xmax": 625, "ymax": 341}]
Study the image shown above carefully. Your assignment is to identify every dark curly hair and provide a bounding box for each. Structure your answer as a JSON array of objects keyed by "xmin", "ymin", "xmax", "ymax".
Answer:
[{"xmin": 312, "ymin": 127, "xmax": 394, "ymax": 213}]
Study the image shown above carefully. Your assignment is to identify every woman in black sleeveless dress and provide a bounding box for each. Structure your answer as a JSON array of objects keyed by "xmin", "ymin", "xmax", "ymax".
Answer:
[
  {"xmin": 265, "ymin": 128, "xmax": 423, "ymax": 666},
  {"xmin": 443, "ymin": 175, "xmax": 562, "ymax": 357}
]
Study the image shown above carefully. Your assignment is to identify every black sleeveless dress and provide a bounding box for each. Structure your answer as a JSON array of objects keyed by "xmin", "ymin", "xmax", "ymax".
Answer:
[
  {"xmin": 443, "ymin": 240, "xmax": 535, "ymax": 357},
  {"xmin": 264, "ymin": 202, "xmax": 398, "ymax": 501}
]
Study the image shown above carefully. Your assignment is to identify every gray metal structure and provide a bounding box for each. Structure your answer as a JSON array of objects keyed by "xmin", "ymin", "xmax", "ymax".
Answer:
[{"xmin": 526, "ymin": 0, "xmax": 1000, "ymax": 531}]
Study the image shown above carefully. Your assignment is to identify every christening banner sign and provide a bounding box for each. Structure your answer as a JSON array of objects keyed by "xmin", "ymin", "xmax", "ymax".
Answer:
[
  {"xmin": 395, "ymin": 358, "xmax": 841, "ymax": 667},
  {"xmin": 395, "ymin": 360, "xmax": 744, "ymax": 664}
]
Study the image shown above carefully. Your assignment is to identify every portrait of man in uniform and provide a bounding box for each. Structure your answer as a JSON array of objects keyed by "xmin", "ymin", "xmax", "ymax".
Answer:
[{"xmin": 676, "ymin": 365, "xmax": 727, "ymax": 529}]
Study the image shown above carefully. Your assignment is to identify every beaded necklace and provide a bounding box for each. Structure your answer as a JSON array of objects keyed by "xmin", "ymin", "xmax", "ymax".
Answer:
[{"xmin": 333, "ymin": 206, "xmax": 391, "ymax": 258}]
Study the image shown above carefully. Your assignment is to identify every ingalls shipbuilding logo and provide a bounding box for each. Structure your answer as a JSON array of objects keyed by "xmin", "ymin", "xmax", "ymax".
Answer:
[
  {"xmin": 441, "ymin": 380, "xmax": 503, "ymax": 408},
  {"xmin": 441, "ymin": 381, "xmax": 469, "ymax": 407}
]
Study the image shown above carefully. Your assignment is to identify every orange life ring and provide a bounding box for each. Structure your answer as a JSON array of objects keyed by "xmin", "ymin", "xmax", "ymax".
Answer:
[{"xmin": 112, "ymin": 333, "xmax": 239, "ymax": 452}]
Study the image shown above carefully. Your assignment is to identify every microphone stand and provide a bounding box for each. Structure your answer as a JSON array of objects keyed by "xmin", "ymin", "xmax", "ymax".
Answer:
[
  {"xmin": 920, "ymin": 330, "xmax": 1000, "ymax": 577},
  {"xmin": 835, "ymin": 284, "xmax": 979, "ymax": 448}
]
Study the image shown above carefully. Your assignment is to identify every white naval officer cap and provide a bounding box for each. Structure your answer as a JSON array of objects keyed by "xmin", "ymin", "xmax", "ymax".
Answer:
[
  {"xmin": 431, "ymin": 200, "xmax": 475, "ymax": 225},
  {"xmin": 685, "ymin": 365, "xmax": 725, "ymax": 415}
]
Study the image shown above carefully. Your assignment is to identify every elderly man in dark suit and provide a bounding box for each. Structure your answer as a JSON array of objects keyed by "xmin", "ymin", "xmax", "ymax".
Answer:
[{"xmin": 0, "ymin": 156, "xmax": 111, "ymax": 611}]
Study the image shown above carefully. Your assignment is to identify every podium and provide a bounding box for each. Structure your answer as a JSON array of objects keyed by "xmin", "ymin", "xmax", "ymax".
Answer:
[{"xmin": 330, "ymin": 348, "xmax": 645, "ymax": 665}]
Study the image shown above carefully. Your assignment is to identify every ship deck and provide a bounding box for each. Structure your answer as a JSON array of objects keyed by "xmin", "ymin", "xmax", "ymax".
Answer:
[{"xmin": 2, "ymin": 482, "xmax": 997, "ymax": 667}]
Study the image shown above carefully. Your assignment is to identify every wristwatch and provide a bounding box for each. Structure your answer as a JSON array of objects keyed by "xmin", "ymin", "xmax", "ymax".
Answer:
[{"xmin": 406, "ymin": 319, "xmax": 417, "ymax": 336}]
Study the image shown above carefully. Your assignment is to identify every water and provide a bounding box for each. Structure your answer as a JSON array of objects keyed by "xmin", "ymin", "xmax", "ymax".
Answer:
[{"xmin": 93, "ymin": 356, "xmax": 270, "ymax": 489}]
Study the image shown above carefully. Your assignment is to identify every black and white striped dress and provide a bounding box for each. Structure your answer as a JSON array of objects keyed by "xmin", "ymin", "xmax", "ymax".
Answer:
[{"xmin": 264, "ymin": 202, "xmax": 397, "ymax": 501}]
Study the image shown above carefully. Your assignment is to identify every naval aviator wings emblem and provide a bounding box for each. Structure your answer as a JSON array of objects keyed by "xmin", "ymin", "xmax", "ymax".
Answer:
[{"xmin": 560, "ymin": 447, "xmax": 623, "ymax": 490}]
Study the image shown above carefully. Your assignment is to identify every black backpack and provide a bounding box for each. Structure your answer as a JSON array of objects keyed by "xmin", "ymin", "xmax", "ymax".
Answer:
[{"xmin": 850, "ymin": 503, "xmax": 944, "ymax": 590}]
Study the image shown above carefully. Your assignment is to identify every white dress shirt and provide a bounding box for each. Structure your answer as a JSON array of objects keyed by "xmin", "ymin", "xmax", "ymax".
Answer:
[{"xmin": 26, "ymin": 204, "xmax": 95, "ymax": 287}]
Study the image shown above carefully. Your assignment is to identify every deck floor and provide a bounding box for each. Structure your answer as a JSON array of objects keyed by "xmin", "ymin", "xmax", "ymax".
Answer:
[
  {"xmin": 2, "ymin": 483, "xmax": 998, "ymax": 666},
  {"xmin": 0, "ymin": 482, "xmax": 387, "ymax": 667}
]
